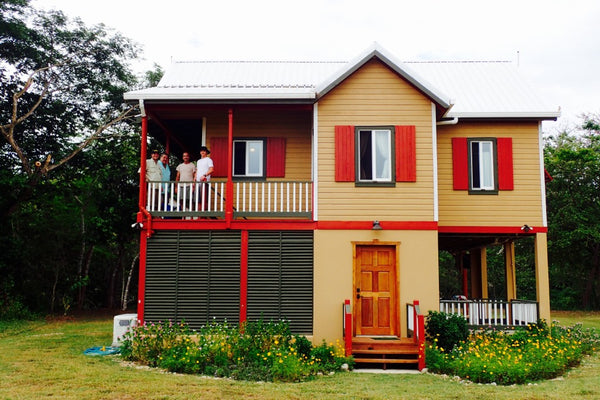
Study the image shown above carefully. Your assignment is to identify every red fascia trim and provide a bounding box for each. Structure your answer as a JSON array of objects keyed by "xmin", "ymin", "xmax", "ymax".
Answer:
[
  {"xmin": 316, "ymin": 221, "xmax": 438, "ymax": 230},
  {"xmin": 137, "ymin": 231, "xmax": 147, "ymax": 325},
  {"xmin": 240, "ymin": 231, "xmax": 248, "ymax": 325},
  {"xmin": 147, "ymin": 219, "xmax": 439, "ymax": 231},
  {"xmin": 438, "ymin": 226, "xmax": 547, "ymax": 234}
]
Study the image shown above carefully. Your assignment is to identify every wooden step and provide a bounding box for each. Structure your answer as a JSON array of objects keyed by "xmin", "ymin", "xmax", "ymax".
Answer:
[
  {"xmin": 352, "ymin": 348, "xmax": 418, "ymax": 355},
  {"xmin": 353, "ymin": 357, "xmax": 418, "ymax": 364}
]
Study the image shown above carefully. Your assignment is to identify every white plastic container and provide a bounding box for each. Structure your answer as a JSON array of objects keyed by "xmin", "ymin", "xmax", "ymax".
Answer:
[{"xmin": 112, "ymin": 313, "xmax": 138, "ymax": 346}]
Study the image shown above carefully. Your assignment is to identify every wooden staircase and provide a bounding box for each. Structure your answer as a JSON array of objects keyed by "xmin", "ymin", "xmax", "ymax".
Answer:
[{"xmin": 351, "ymin": 337, "xmax": 420, "ymax": 370}]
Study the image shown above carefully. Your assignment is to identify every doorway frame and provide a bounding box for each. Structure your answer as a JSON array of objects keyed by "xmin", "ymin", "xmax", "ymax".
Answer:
[{"xmin": 352, "ymin": 240, "xmax": 401, "ymax": 337}]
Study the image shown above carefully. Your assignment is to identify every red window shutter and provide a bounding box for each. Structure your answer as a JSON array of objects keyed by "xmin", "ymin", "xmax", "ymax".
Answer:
[
  {"xmin": 266, "ymin": 137, "xmax": 286, "ymax": 177},
  {"xmin": 395, "ymin": 125, "xmax": 416, "ymax": 182},
  {"xmin": 209, "ymin": 137, "xmax": 228, "ymax": 177},
  {"xmin": 452, "ymin": 137, "xmax": 469, "ymax": 190},
  {"xmin": 497, "ymin": 137, "xmax": 514, "ymax": 190},
  {"xmin": 335, "ymin": 126, "xmax": 355, "ymax": 182}
]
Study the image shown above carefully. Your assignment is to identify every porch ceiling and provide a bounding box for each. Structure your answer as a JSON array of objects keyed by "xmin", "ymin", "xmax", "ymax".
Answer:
[{"xmin": 438, "ymin": 233, "xmax": 526, "ymax": 252}]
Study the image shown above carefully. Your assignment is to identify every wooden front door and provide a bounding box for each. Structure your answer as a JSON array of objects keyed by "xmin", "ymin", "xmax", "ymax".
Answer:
[{"xmin": 355, "ymin": 245, "xmax": 398, "ymax": 336}]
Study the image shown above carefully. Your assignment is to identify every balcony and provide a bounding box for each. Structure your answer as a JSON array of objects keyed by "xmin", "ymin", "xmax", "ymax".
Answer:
[{"xmin": 145, "ymin": 180, "xmax": 313, "ymax": 219}]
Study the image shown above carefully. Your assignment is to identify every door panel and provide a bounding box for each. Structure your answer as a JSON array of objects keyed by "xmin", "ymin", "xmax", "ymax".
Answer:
[{"xmin": 355, "ymin": 245, "xmax": 398, "ymax": 336}]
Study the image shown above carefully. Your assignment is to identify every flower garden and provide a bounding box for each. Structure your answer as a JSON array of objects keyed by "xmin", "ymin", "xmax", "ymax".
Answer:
[
  {"xmin": 425, "ymin": 312, "xmax": 600, "ymax": 385},
  {"xmin": 120, "ymin": 318, "xmax": 354, "ymax": 382}
]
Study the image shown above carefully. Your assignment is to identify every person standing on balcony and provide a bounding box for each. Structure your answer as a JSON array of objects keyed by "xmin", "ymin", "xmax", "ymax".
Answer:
[
  {"xmin": 195, "ymin": 146, "xmax": 214, "ymax": 211},
  {"xmin": 158, "ymin": 153, "xmax": 171, "ymax": 210},
  {"xmin": 176, "ymin": 152, "xmax": 196, "ymax": 210},
  {"xmin": 140, "ymin": 149, "xmax": 162, "ymax": 210}
]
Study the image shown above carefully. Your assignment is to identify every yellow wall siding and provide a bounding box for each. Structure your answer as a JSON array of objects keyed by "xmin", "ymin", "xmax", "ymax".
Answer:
[
  {"xmin": 313, "ymin": 229, "xmax": 439, "ymax": 343},
  {"xmin": 437, "ymin": 121, "xmax": 545, "ymax": 227},
  {"xmin": 317, "ymin": 60, "xmax": 436, "ymax": 221},
  {"xmin": 206, "ymin": 108, "xmax": 312, "ymax": 181}
]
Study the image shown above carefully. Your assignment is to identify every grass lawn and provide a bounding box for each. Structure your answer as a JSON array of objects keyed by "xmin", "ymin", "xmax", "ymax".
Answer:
[{"xmin": 0, "ymin": 312, "xmax": 599, "ymax": 400}]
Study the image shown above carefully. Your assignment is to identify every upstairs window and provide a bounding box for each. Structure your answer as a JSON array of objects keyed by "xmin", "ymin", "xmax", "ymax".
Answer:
[
  {"xmin": 233, "ymin": 139, "xmax": 265, "ymax": 178},
  {"xmin": 452, "ymin": 137, "xmax": 514, "ymax": 193},
  {"xmin": 335, "ymin": 125, "xmax": 416, "ymax": 184},
  {"xmin": 358, "ymin": 128, "xmax": 393, "ymax": 182},
  {"xmin": 469, "ymin": 139, "xmax": 496, "ymax": 191}
]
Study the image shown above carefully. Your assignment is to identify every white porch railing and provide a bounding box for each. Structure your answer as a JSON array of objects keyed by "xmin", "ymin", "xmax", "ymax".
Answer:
[
  {"xmin": 145, "ymin": 180, "xmax": 312, "ymax": 218},
  {"xmin": 234, "ymin": 180, "xmax": 312, "ymax": 217},
  {"xmin": 146, "ymin": 181, "xmax": 225, "ymax": 215},
  {"xmin": 439, "ymin": 299, "xmax": 538, "ymax": 327}
]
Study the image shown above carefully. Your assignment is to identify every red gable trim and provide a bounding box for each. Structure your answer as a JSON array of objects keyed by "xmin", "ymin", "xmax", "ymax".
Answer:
[
  {"xmin": 335, "ymin": 125, "xmax": 355, "ymax": 182},
  {"xmin": 395, "ymin": 125, "xmax": 416, "ymax": 182}
]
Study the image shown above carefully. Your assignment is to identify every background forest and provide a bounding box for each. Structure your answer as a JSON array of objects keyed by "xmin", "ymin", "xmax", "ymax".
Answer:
[{"xmin": 1, "ymin": 0, "xmax": 599, "ymax": 318}]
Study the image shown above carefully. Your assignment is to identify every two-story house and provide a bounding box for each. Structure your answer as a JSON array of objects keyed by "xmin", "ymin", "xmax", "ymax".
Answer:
[{"xmin": 124, "ymin": 44, "xmax": 559, "ymax": 367}]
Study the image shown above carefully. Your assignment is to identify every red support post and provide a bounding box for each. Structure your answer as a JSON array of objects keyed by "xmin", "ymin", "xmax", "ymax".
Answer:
[
  {"xmin": 225, "ymin": 109, "xmax": 234, "ymax": 227},
  {"xmin": 418, "ymin": 313, "xmax": 426, "ymax": 371},
  {"xmin": 344, "ymin": 299, "xmax": 352, "ymax": 357},
  {"xmin": 137, "ymin": 229, "xmax": 147, "ymax": 325},
  {"xmin": 240, "ymin": 230, "xmax": 248, "ymax": 325},
  {"xmin": 139, "ymin": 116, "xmax": 148, "ymax": 211}
]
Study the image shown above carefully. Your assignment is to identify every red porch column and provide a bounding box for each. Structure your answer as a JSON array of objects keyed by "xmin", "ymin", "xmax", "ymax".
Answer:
[
  {"xmin": 226, "ymin": 109, "xmax": 234, "ymax": 226},
  {"xmin": 139, "ymin": 116, "xmax": 148, "ymax": 210}
]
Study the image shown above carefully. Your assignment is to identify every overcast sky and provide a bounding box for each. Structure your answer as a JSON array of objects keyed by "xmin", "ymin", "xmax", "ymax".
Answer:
[{"xmin": 35, "ymin": 0, "xmax": 600, "ymax": 133}]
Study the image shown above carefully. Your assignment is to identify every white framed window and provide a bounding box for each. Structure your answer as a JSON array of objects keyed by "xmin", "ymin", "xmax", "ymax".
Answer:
[
  {"xmin": 233, "ymin": 139, "xmax": 265, "ymax": 178},
  {"xmin": 358, "ymin": 128, "xmax": 392, "ymax": 182},
  {"xmin": 469, "ymin": 139, "xmax": 496, "ymax": 191}
]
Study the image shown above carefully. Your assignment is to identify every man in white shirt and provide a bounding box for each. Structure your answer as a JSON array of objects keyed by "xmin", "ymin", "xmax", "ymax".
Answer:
[
  {"xmin": 176, "ymin": 152, "xmax": 196, "ymax": 210},
  {"xmin": 195, "ymin": 146, "xmax": 214, "ymax": 211}
]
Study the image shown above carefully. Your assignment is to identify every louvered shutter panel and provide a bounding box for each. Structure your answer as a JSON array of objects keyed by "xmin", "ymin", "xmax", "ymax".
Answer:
[
  {"xmin": 395, "ymin": 125, "xmax": 416, "ymax": 182},
  {"xmin": 210, "ymin": 137, "xmax": 228, "ymax": 177},
  {"xmin": 266, "ymin": 137, "xmax": 286, "ymax": 177},
  {"xmin": 452, "ymin": 137, "xmax": 469, "ymax": 190},
  {"xmin": 144, "ymin": 230, "xmax": 241, "ymax": 330},
  {"xmin": 247, "ymin": 231, "xmax": 313, "ymax": 334},
  {"xmin": 335, "ymin": 125, "xmax": 355, "ymax": 182},
  {"xmin": 497, "ymin": 137, "xmax": 514, "ymax": 190}
]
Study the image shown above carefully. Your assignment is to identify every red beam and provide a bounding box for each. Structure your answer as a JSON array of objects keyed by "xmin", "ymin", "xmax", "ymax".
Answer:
[{"xmin": 438, "ymin": 225, "xmax": 547, "ymax": 234}]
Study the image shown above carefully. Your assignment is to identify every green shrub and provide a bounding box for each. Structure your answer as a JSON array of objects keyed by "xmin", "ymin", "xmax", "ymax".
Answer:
[
  {"xmin": 120, "ymin": 318, "xmax": 353, "ymax": 382},
  {"xmin": 425, "ymin": 311, "xmax": 469, "ymax": 353}
]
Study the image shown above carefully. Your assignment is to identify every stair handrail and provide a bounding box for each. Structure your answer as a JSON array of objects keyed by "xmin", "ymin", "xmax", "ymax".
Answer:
[{"xmin": 412, "ymin": 300, "xmax": 426, "ymax": 371}]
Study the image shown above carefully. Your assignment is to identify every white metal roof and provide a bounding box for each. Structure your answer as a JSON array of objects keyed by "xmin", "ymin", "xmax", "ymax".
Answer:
[{"xmin": 124, "ymin": 44, "xmax": 560, "ymax": 119}]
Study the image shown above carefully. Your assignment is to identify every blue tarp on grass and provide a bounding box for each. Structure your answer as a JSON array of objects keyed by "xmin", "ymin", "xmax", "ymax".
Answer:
[{"xmin": 84, "ymin": 346, "xmax": 121, "ymax": 356}]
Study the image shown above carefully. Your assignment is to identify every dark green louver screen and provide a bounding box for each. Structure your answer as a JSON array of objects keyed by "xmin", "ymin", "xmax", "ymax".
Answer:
[
  {"xmin": 247, "ymin": 231, "xmax": 314, "ymax": 334},
  {"xmin": 145, "ymin": 230, "xmax": 241, "ymax": 329}
]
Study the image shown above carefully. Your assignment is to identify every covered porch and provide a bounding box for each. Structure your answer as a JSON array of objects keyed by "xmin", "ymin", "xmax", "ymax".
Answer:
[{"xmin": 438, "ymin": 231, "xmax": 550, "ymax": 324}]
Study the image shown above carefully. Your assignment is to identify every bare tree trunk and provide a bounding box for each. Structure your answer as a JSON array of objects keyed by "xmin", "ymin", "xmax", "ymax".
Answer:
[
  {"xmin": 122, "ymin": 253, "xmax": 139, "ymax": 311},
  {"xmin": 107, "ymin": 245, "xmax": 124, "ymax": 309}
]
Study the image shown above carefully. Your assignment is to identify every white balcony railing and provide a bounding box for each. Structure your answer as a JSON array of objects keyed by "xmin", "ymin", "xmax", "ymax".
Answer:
[
  {"xmin": 146, "ymin": 181, "xmax": 225, "ymax": 215},
  {"xmin": 145, "ymin": 180, "xmax": 312, "ymax": 218},
  {"xmin": 234, "ymin": 180, "xmax": 311, "ymax": 217},
  {"xmin": 439, "ymin": 299, "xmax": 538, "ymax": 327}
]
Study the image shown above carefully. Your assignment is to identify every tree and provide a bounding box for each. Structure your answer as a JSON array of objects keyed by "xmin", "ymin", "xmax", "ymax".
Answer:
[
  {"xmin": 1, "ymin": 0, "xmax": 139, "ymax": 216},
  {"xmin": 544, "ymin": 114, "xmax": 600, "ymax": 309},
  {"xmin": 0, "ymin": 1, "xmax": 145, "ymax": 315}
]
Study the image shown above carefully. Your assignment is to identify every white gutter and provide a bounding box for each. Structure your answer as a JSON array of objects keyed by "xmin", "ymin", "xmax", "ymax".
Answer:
[
  {"xmin": 436, "ymin": 117, "xmax": 458, "ymax": 125},
  {"xmin": 139, "ymin": 99, "xmax": 146, "ymax": 117},
  {"xmin": 538, "ymin": 122, "xmax": 548, "ymax": 227},
  {"xmin": 312, "ymin": 103, "xmax": 319, "ymax": 221},
  {"xmin": 432, "ymin": 103, "xmax": 439, "ymax": 222}
]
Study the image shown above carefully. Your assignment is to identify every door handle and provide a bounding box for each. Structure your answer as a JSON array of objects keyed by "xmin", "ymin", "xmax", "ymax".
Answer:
[{"xmin": 356, "ymin": 288, "xmax": 360, "ymax": 299}]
